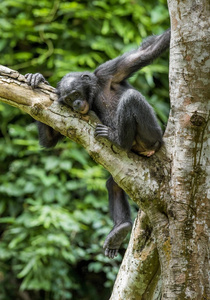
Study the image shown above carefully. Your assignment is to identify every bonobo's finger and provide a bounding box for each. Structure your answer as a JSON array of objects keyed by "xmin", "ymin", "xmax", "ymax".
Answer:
[
  {"xmin": 110, "ymin": 250, "xmax": 114, "ymax": 259},
  {"xmin": 111, "ymin": 250, "xmax": 116, "ymax": 259},
  {"xmin": 104, "ymin": 247, "xmax": 118, "ymax": 259},
  {"xmin": 35, "ymin": 73, "xmax": 49, "ymax": 86},
  {"xmin": 95, "ymin": 131, "xmax": 108, "ymax": 137},
  {"xmin": 96, "ymin": 124, "xmax": 108, "ymax": 131},
  {"xmin": 35, "ymin": 74, "xmax": 43, "ymax": 88},
  {"xmin": 95, "ymin": 133, "xmax": 108, "ymax": 138},
  {"xmin": 110, "ymin": 249, "xmax": 118, "ymax": 259},
  {"xmin": 105, "ymin": 248, "xmax": 109, "ymax": 257},
  {"xmin": 25, "ymin": 73, "xmax": 33, "ymax": 85}
]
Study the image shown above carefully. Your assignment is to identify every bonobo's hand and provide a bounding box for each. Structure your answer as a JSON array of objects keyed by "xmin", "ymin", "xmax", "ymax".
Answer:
[
  {"xmin": 95, "ymin": 124, "xmax": 120, "ymax": 149},
  {"xmin": 25, "ymin": 73, "xmax": 49, "ymax": 89},
  {"xmin": 95, "ymin": 124, "xmax": 110, "ymax": 139}
]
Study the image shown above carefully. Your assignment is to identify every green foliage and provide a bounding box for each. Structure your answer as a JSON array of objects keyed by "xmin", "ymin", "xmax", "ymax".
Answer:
[
  {"xmin": 0, "ymin": 104, "xmax": 118, "ymax": 299},
  {"xmin": 0, "ymin": 0, "xmax": 170, "ymax": 299}
]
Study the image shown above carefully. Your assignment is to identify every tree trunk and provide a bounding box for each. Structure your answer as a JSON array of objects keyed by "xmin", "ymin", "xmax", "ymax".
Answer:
[
  {"xmin": 161, "ymin": 0, "xmax": 209, "ymax": 298},
  {"xmin": 110, "ymin": 0, "xmax": 210, "ymax": 299}
]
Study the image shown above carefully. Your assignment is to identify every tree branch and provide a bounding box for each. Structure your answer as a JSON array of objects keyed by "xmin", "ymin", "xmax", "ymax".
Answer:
[
  {"xmin": 0, "ymin": 65, "xmax": 170, "ymax": 209},
  {"xmin": 110, "ymin": 211, "xmax": 161, "ymax": 299}
]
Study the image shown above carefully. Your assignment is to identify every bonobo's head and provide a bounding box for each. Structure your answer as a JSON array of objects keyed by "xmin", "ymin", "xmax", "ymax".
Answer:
[{"xmin": 56, "ymin": 72, "xmax": 97, "ymax": 114}]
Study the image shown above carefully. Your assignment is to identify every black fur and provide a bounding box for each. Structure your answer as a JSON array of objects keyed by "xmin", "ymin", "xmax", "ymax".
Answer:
[{"xmin": 25, "ymin": 29, "xmax": 171, "ymax": 258}]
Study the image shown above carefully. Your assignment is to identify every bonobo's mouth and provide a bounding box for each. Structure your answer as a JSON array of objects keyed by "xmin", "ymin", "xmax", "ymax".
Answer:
[{"xmin": 79, "ymin": 102, "xmax": 89, "ymax": 114}]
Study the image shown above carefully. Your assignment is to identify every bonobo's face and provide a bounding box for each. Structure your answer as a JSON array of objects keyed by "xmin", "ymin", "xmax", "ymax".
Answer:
[
  {"xmin": 56, "ymin": 72, "xmax": 96, "ymax": 114},
  {"xmin": 62, "ymin": 87, "xmax": 90, "ymax": 114}
]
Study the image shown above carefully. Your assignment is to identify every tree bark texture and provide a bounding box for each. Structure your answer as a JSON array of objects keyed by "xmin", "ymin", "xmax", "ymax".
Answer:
[
  {"xmin": 110, "ymin": 0, "xmax": 209, "ymax": 298},
  {"xmin": 0, "ymin": 1, "xmax": 209, "ymax": 297},
  {"xmin": 110, "ymin": 211, "xmax": 161, "ymax": 300},
  {"xmin": 161, "ymin": 0, "xmax": 209, "ymax": 298}
]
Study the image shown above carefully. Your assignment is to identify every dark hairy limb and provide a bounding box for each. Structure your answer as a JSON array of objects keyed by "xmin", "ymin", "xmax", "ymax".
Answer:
[
  {"xmin": 94, "ymin": 29, "xmax": 171, "ymax": 82},
  {"xmin": 95, "ymin": 89, "xmax": 163, "ymax": 155},
  {"xmin": 37, "ymin": 121, "xmax": 63, "ymax": 148},
  {"xmin": 104, "ymin": 176, "xmax": 132, "ymax": 258}
]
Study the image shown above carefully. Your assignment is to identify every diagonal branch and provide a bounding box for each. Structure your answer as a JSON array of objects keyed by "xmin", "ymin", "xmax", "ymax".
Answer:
[
  {"xmin": 0, "ymin": 65, "xmax": 170, "ymax": 208},
  {"xmin": 110, "ymin": 211, "xmax": 161, "ymax": 300}
]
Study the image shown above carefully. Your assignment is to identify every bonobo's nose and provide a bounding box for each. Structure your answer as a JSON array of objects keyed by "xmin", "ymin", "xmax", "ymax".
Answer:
[{"xmin": 74, "ymin": 100, "xmax": 82, "ymax": 109}]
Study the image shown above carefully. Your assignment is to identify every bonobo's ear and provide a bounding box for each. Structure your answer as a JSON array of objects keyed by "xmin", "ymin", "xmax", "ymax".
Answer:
[
  {"xmin": 81, "ymin": 74, "xmax": 91, "ymax": 80},
  {"xmin": 55, "ymin": 81, "xmax": 61, "ymax": 95},
  {"xmin": 55, "ymin": 88, "xmax": 60, "ymax": 96}
]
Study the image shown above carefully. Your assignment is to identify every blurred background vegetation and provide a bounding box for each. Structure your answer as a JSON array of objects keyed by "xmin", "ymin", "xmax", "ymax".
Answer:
[{"xmin": 0, "ymin": 0, "xmax": 170, "ymax": 299}]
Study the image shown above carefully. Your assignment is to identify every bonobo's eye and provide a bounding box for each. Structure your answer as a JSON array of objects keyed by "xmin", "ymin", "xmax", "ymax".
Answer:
[
  {"xmin": 73, "ymin": 92, "xmax": 80, "ymax": 98},
  {"xmin": 65, "ymin": 91, "xmax": 80, "ymax": 103},
  {"xmin": 69, "ymin": 91, "xmax": 81, "ymax": 100}
]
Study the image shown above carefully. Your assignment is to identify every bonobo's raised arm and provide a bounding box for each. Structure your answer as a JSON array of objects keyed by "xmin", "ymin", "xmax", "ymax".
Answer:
[{"xmin": 94, "ymin": 28, "xmax": 171, "ymax": 83}]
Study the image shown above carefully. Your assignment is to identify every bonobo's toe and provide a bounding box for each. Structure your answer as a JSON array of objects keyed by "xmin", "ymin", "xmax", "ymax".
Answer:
[{"xmin": 140, "ymin": 149, "xmax": 155, "ymax": 157}]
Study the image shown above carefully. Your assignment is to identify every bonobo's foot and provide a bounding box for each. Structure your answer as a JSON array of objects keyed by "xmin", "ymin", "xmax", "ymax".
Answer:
[
  {"xmin": 103, "ymin": 222, "xmax": 132, "ymax": 259},
  {"xmin": 139, "ymin": 140, "xmax": 162, "ymax": 157},
  {"xmin": 25, "ymin": 73, "xmax": 48, "ymax": 88}
]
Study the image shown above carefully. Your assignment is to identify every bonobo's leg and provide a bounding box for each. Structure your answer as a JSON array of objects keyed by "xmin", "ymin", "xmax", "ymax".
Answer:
[
  {"xmin": 104, "ymin": 176, "xmax": 132, "ymax": 258},
  {"xmin": 95, "ymin": 89, "xmax": 163, "ymax": 156}
]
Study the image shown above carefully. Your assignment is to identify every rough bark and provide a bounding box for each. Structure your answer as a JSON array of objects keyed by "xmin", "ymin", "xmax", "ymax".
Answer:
[
  {"xmin": 0, "ymin": 2, "xmax": 209, "ymax": 296},
  {"xmin": 162, "ymin": 0, "xmax": 209, "ymax": 298},
  {"xmin": 110, "ymin": 211, "xmax": 161, "ymax": 300},
  {"xmin": 109, "ymin": 1, "xmax": 210, "ymax": 298}
]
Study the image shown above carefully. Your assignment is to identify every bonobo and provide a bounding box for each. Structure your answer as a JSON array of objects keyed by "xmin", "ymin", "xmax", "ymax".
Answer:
[{"xmin": 26, "ymin": 29, "xmax": 171, "ymax": 258}]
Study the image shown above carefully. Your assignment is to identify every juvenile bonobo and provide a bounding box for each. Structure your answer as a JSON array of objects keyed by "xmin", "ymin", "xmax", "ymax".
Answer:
[{"xmin": 26, "ymin": 29, "xmax": 171, "ymax": 258}]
